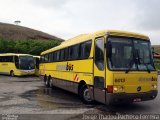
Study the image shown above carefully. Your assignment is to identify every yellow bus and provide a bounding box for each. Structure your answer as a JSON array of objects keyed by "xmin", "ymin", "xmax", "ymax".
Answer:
[
  {"xmin": 39, "ymin": 30, "xmax": 158, "ymax": 105},
  {"xmin": 34, "ymin": 56, "xmax": 40, "ymax": 76},
  {"xmin": 0, "ymin": 53, "xmax": 35, "ymax": 76}
]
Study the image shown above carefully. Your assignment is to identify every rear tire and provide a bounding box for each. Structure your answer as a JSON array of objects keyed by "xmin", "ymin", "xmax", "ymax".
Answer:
[
  {"xmin": 10, "ymin": 71, "xmax": 14, "ymax": 77},
  {"xmin": 44, "ymin": 76, "xmax": 50, "ymax": 88},
  {"xmin": 49, "ymin": 78, "xmax": 54, "ymax": 89},
  {"xmin": 79, "ymin": 85, "xmax": 93, "ymax": 104}
]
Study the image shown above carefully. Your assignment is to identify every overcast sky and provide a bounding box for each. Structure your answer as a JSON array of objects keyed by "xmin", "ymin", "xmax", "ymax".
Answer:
[{"xmin": 0, "ymin": 0, "xmax": 160, "ymax": 45}]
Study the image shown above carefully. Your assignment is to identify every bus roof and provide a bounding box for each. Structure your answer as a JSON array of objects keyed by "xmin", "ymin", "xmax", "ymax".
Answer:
[
  {"xmin": 0, "ymin": 53, "xmax": 33, "ymax": 56},
  {"xmin": 41, "ymin": 30, "xmax": 150, "ymax": 55},
  {"xmin": 33, "ymin": 56, "xmax": 40, "ymax": 58}
]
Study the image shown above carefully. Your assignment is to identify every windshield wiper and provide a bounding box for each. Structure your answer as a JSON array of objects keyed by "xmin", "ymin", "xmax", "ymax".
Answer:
[
  {"xmin": 126, "ymin": 49, "xmax": 140, "ymax": 73},
  {"xmin": 144, "ymin": 63, "xmax": 151, "ymax": 73},
  {"xmin": 125, "ymin": 58, "xmax": 135, "ymax": 73}
]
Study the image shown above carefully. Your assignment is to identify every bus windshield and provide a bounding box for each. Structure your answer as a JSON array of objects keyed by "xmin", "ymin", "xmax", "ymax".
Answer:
[
  {"xmin": 18, "ymin": 56, "xmax": 35, "ymax": 70},
  {"xmin": 107, "ymin": 37, "xmax": 155, "ymax": 71}
]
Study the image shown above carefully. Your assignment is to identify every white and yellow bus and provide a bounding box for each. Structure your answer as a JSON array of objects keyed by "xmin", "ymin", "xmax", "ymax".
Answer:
[
  {"xmin": 34, "ymin": 56, "xmax": 40, "ymax": 76},
  {"xmin": 0, "ymin": 53, "xmax": 35, "ymax": 76},
  {"xmin": 39, "ymin": 30, "xmax": 158, "ymax": 105}
]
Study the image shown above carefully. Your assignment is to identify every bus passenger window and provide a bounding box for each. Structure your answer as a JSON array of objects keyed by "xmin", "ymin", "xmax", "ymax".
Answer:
[
  {"xmin": 56, "ymin": 51, "xmax": 60, "ymax": 61},
  {"xmin": 53, "ymin": 52, "xmax": 57, "ymax": 61},
  {"xmin": 45, "ymin": 54, "xmax": 49, "ymax": 62},
  {"xmin": 64, "ymin": 48, "xmax": 68, "ymax": 60},
  {"xmin": 60, "ymin": 49, "xmax": 65, "ymax": 61},
  {"xmin": 80, "ymin": 40, "xmax": 92, "ymax": 59},
  {"xmin": 68, "ymin": 47, "xmax": 74, "ymax": 60},
  {"xmin": 41, "ymin": 55, "xmax": 45, "ymax": 63},
  {"xmin": 49, "ymin": 53, "xmax": 53, "ymax": 62},
  {"xmin": 69, "ymin": 45, "xmax": 79, "ymax": 60},
  {"xmin": 36, "ymin": 58, "xmax": 40, "ymax": 69}
]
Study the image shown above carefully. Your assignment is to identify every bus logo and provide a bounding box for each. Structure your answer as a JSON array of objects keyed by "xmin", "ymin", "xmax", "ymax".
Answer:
[
  {"xmin": 66, "ymin": 62, "xmax": 74, "ymax": 71},
  {"xmin": 139, "ymin": 77, "xmax": 157, "ymax": 81},
  {"xmin": 137, "ymin": 86, "xmax": 141, "ymax": 92}
]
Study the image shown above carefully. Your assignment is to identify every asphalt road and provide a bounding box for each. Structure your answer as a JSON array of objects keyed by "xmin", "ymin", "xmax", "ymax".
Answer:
[{"xmin": 0, "ymin": 75, "xmax": 159, "ymax": 120}]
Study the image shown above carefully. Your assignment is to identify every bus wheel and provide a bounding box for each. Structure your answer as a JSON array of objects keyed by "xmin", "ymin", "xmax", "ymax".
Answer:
[
  {"xmin": 44, "ymin": 75, "xmax": 47, "ymax": 84},
  {"xmin": 45, "ymin": 77, "xmax": 50, "ymax": 88},
  {"xmin": 49, "ymin": 78, "xmax": 54, "ymax": 89},
  {"xmin": 79, "ymin": 85, "xmax": 93, "ymax": 104},
  {"xmin": 10, "ymin": 71, "xmax": 14, "ymax": 77}
]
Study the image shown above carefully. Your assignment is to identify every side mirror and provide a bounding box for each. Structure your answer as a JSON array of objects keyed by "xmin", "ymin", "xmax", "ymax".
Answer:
[{"xmin": 107, "ymin": 41, "xmax": 112, "ymax": 58}]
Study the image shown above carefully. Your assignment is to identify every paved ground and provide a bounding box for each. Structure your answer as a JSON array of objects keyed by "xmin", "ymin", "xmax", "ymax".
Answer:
[{"xmin": 0, "ymin": 75, "xmax": 159, "ymax": 120}]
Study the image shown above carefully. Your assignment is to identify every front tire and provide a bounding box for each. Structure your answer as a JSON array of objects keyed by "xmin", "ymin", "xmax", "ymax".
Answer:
[
  {"xmin": 10, "ymin": 71, "xmax": 14, "ymax": 77},
  {"xmin": 79, "ymin": 85, "xmax": 93, "ymax": 104}
]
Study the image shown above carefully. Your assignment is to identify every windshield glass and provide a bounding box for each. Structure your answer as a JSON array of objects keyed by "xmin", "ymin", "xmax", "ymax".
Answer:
[
  {"xmin": 18, "ymin": 56, "xmax": 35, "ymax": 70},
  {"xmin": 107, "ymin": 37, "xmax": 155, "ymax": 71}
]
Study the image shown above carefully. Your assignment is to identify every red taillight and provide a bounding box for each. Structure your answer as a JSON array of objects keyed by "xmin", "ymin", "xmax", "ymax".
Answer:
[{"xmin": 107, "ymin": 85, "xmax": 113, "ymax": 93}]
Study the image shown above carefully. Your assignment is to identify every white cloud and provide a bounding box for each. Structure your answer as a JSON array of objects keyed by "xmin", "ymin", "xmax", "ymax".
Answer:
[
  {"xmin": 134, "ymin": 0, "xmax": 160, "ymax": 31},
  {"xmin": 0, "ymin": 0, "xmax": 159, "ymax": 44},
  {"xmin": 30, "ymin": 0, "xmax": 69, "ymax": 9}
]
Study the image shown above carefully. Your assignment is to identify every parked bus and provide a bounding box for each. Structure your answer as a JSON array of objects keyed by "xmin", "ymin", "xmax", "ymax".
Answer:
[
  {"xmin": 34, "ymin": 56, "xmax": 40, "ymax": 76},
  {"xmin": 39, "ymin": 30, "xmax": 157, "ymax": 105},
  {"xmin": 0, "ymin": 53, "xmax": 35, "ymax": 76}
]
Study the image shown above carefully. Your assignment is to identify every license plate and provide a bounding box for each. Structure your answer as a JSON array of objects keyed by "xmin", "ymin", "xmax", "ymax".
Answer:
[{"xmin": 133, "ymin": 98, "xmax": 141, "ymax": 102}]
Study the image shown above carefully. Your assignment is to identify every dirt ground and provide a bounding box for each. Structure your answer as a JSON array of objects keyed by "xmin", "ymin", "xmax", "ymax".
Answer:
[{"xmin": 0, "ymin": 75, "xmax": 159, "ymax": 120}]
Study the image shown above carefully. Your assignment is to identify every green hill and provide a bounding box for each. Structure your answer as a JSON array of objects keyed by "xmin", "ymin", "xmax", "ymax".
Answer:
[
  {"xmin": 0, "ymin": 22, "xmax": 64, "ymax": 42},
  {"xmin": 152, "ymin": 45, "xmax": 160, "ymax": 54},
  {"xmin": 0, "ymin": 22, "xmax": 64, "ymax": 55}
]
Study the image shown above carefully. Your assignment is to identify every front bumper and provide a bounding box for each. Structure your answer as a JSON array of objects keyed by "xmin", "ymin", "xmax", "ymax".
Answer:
[
  {"xmin": 106, "ymin": 90, "xmax": 158, "ymax": 105},
  {"xmin": 16, "ymin": 69, "xmax": 35, "ymax": 76}
]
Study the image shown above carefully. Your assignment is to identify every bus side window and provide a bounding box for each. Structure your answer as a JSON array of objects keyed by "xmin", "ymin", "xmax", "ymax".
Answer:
[
  {"xmin": 1, "ymin": 56, "xmax": 13, "ymax": 62},
  {"xmin": 0, "ymin": 56, "xmax": 4, "ymax": 62},
  {"xmin": 72, "ymin": 44, "xmax": 80, "ymax": 60},
  {"xmin": 60, "ymin": 49, "xmax": 65, "ymax": 61},
  {"xmin": 8, "ymin": 56, "xmax": 14, "ymax": 62},
  {"xmin": 68, "ymin": 46, "xmax": 73, "ymax": 60},
  {"xmin": 36, "ymin": 58, "xmax": 40, "ymax": 69},
  {"xmin": 48, "ymin": 54, "xmax": 50, "ymax": 62},
  {"xmin": 56, "ymin": 51, "xmax": 60, "ymax": 61},
  {"xmin": 69, "ymin": 45, "xmax": 79, "ymax": 60},
  {"xmin": 64, "ymin": 48, "xmax": 68, "ymax": 60},
  {"xmin": 53, "ymin": 52, "xmax": 57, "ymax": 62},
  {"xmin": 44, "ymin": 54, "xmax": 49, "ymax": 62},
  {"xmin": 50, "ymin": 53, "xmax": 54, "ymax": 62},
  {"xmin": 80, "ymin": 40, "xmax": 92, "ymax": 59},
  {"xmin": 95, "ymin": 38, "xmax": 104, "ymax": 70},
  {"xmin": 48, "ymin": 53, "xmax": 53, "ymax": 62},
  {"xmin": 40, "ymin": 55, "xmax": 45, "ymax": 63}
]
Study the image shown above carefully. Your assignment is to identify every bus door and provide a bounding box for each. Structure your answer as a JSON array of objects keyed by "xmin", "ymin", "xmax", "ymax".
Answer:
[
  {"xmin": 93, "ymin": 37, "xmax": 106, "ymax": 104},
  {"xmin": 14, "ymin": 56, "xmax": 19, "ymax": 69}
]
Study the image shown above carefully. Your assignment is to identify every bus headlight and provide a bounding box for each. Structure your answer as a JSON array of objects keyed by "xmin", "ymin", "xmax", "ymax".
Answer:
[
  {"xmin": 113, "ymin": 86, "xmax": 124, "ymax": 92},
  {"xmin": 119, "ymin": 86, "xmax": 124, "ymax": 91},
  {"xmin": 152, "ymin": 84, "xmax": 157, "ymax": 89},
  {"xmin": 113, "ymin": 86, "xmax": 118, "ymax": 91}
]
